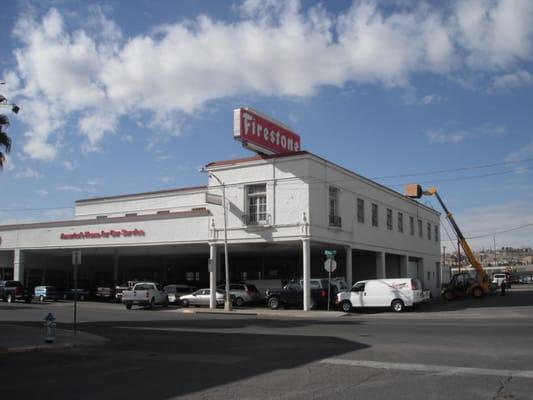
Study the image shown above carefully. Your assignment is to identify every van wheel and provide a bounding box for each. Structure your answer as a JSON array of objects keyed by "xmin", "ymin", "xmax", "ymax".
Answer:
[
  {"xmin": 391, "ymin": 299, "xmax": 405, "ymax": 313},
  {"xmin": 125, "ymin": 302, "xmax": 132, "ymax": 310},
  {"xmin": 39, "ymin": 295, "xmax": 45, "ymax": 302},
  {"xmin": 235, "ymin": 297, "xmax": 244, "ymax": 307},
  {"xmin": 341, "ymin": 301, "xmax": 352, "ymax": 313},
  {"xmin": 472, "ymin": 287, "xmax": 484, "ymax": 298},
  {"xmin": 268, "ymin": 297, "xmax": 280, "ymax": 310}
]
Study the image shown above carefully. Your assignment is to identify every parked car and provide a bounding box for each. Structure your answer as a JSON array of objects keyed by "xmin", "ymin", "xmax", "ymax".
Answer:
[
  {"xmin": 217, "ymin": 283, "xmax": 261, "ymax": 307},
  {"xmin": 0, "ymin": 280, "xmax": 31, "ymax": 303},
  {"xmin": 265, "ymin": 280, "xmax": 334, "ymax": 310},
  {"xmin": 336, "ymin": 278, "xmax": 430, "ymax": 313},
  {"xmin": 96, "ymin": 286, "xmax": 115, "ymax": 301},
  {"xmin": 63, "ymin": 288, "xmax": 91, "ymax": 301},
  {"xmin": 164, "ymin": 284, "xmax": 197, "ymax": 303},
  {"xmin": 492, "ymin": 273, "xmax": 511, "ymax": 289},
  {"xmin": 115, "ymin": 281, "xmax": 137, "ymax": 302},
  {"xmin": 34, "ymin": 285, "xmax": 60, "ymax": 302},
  {"xmin": 179, "ymin": 288, "xmax": 227, "ymax": 307},
  {"xmin": 519, "ymin": 275, "xmax": 533, "ymax": 284},
  {"xmin": 122, "ymin": 282, "xmax": 169, "ymax": 309}
]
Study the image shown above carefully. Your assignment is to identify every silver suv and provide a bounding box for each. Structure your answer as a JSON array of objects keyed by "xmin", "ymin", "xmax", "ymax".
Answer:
[{"xmin": 217, "ymin": 283, "xmax": 261, "ymax": 307}]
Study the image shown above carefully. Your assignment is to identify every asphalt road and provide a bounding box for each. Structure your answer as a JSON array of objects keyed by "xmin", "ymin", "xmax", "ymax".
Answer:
[{"xmin": 2, "ymin": 287, "xmax": 533, "ymax": 400}]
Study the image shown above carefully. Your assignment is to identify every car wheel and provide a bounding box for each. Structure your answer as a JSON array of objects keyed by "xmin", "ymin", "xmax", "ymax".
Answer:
[
  {"xmin": 268, "ymin": 297, "xmax": 280, "ymax": 310},
  {"xmin": 181, "ymin": 299, "xmax": 189, "ymax": 308},
  {"xmin": 391, "ymin": 299, "xmax": 405, "ymax": 313},
  {"xmin": 148, "ymin": 298, "xmax": 155, "ymax": 309},
  {"xmin": 125, "ymin": 302, "xmax": 132, "ymax": 310},
  {"xmin": 341, "ymin": 300, "xmax": 352, "ymax": 313},
  {"xmin": 443, "ymin": 290, "xmax": 455, "ymax": 301},
  {"xmin": 7, "ymin": 294, "xmax": 13, "ymax": 303},
  {"xmin": 39, "ymin": 295, "xmax": 45, "ymax": 302},
  {"xmin": 472, "ymin": 287, "xmax": 484, "ymax": 298},
  {"xmin": 235, "ymin": 297, "xmax": 245, "ymax": 307}
]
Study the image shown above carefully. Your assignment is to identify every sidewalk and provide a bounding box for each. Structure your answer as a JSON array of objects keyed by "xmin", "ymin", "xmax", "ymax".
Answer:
[
  {"xmin": 0, "ymin": 324, "xmax": 108, "ymax": 354},
  {"xmin": 178, "ymin": 307, "xmax": 350, "ymax": 318}
]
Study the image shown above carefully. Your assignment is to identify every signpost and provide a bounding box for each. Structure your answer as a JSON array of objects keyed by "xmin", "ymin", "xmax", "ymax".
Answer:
[
  {"xmin": 324, "ymin": 250, "xmax": 337, "ymax": 311},
  {"xmin": 72, "ymin": 250, "xmax": 81, "ymax": 335}
]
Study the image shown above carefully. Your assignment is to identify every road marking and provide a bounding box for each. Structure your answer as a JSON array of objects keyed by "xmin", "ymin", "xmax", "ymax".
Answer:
[{"xmin": 320, "ymin": 358, "xmax": 533, "ymax": 379}]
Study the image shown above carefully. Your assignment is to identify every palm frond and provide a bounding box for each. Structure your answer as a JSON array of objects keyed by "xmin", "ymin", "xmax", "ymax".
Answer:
[
  {"xmin": 0, "ymin": 114, "xmax": 10, "ymax": 127},
  {"xmin": 0, "ymin": 152, "xmax": 5, "ymax": 169},
  {"xmin": 0, "ymin": 131, "xmax": 11, "ymax": 153}
]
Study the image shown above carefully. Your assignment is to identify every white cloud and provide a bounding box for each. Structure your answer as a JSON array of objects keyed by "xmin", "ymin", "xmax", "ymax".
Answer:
[
  {"xmin": 5, "ymin": 1, "xmax": 533, "ymax": 161},
  {"xmin": 57, "ymin": 184, "xmax": 83, "ymax": 192},
  {"xmin": 37, "ymin": 189, "xmax": 49, "ymax": 196},
  {"xmin": 421, "ymin": 94, "xmax": 445, "ymax": 105},
  {"xmin": 427, "ymin": 123, "xmax": 505, "ymax": 144},
  {"xmin": 63, "ymin": 161, "xmax": 75, "ymax": 171},
  {"xmin": 491, "ymin": 70, "xmax": 533, "ymax": 92},
  {"xmin": 505, "ymin": 141, "xmax": 533, "ymax": 162},
  {"xmin": 447, "ymin": 200, "xmax": 533, "ymax": 250},
  {"xmin": 159, "ymin": 177, "xmax": 175, "ymax": 183},
  {"xmin": 15, "ymin": 166, "xmax": 43, "ymax": 179}
]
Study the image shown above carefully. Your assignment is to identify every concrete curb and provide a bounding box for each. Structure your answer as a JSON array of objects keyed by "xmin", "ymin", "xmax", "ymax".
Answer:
[
  {"xmin": 0, "ymin": 342, "xmax": 74, "ymax": 354},
  {"xmin": 178, "ymin": 308, "xmax": 350, "ymax": 318}
]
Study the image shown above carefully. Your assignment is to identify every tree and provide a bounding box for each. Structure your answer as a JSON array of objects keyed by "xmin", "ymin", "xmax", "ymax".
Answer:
[{"xmin": 0, "ymin": 113, "xmax": 12, "ymax": 169}]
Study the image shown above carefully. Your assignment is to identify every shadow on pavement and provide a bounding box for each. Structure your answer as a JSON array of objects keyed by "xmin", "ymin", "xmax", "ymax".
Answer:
[{"xmin": 0, "ymin": 318, "xmax": 369, "ymax": 399}]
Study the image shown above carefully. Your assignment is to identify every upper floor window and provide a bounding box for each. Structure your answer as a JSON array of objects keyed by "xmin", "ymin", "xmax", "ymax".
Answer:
[
  {"xmin": 409, "ymin": 216, "xmax": 414, "ymax": 236},
  {"xmin": 427, "ymin": 222, "xmax": 432, "ymax": 240},
  {"xmin": 434, "ymin": 225, "xmax": 439, "ymax": 242},
  {"xmin": 357, "ymin": 198, "xmax": 365, "ymax": 224},
  {"xmin": 329, "ymin": 187, "xmax": 341, "ymax": 227},
  {"xmin": 418, "ymin": 219, "xmax": 423, "ymax": 238},
  {"xmin": 398, "ymin": 212, "xmax": 404, "ymax": 233},
  {"xmin": 386, "ymin": 208, "xmax": 393, "ymax": 230},
  {"xmin": 372, "ymin": 203, "xmax": 378, "ymax": 227},
  {"xmin": 247, "ymin": 184, "xmax": 267, "ymax": 225}
]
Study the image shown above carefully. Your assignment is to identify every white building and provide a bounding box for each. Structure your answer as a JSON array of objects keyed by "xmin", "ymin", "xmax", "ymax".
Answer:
[{"xmin": 0, "ymin": 151, "xmax": 441, "ymax": 310}]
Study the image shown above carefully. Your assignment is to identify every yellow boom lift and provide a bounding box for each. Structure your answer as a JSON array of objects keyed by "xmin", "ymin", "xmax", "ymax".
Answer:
[{"xmin": 405, "ymin": 184, "xmax": 492, "ymax": 300}]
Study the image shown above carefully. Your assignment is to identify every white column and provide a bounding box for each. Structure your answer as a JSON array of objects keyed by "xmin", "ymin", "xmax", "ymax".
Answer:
[
  {"xmin": 400, "ymin": 255, "xmax": 408, "ymax": 277},
  {"xmin": 376, "ymin": 251, "xmax": 386, "ymax": 279},
  {"xmin": 209, "ymin": 243, "xmax": 218, "ymax": 309},
  {"xmin": 13, "ymin": 249, "xmax": 24, "ymax": 282},
  {"xmin": 302, "ymin": 238, "xmax": 311, "ymax": 311},
  {"xmin": 345, "ymin": 246, "xmax": 353, "ymax": 286},
  {"xmin": 113, "ymin": 250, "xmax": 119, "ymax": 285}
]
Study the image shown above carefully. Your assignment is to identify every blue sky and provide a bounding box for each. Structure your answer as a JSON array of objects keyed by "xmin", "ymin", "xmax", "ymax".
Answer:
[{"xmin": 1, "ymin": 0, "xmax": 532, "ymax": 250}]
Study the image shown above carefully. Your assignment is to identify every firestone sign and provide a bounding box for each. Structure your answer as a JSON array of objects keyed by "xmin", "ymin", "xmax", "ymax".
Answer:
[
  {"xmin": 234, "ymin": 108, "xmax": 301, "ymax": 155},
  {"xmin": 60, "ymin": 229, "xmax": 145, "ymax": 240}
]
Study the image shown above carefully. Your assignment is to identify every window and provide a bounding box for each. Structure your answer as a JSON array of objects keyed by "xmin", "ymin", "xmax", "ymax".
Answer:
[
  {"xmin": 185, "ymin": 272, "xmax": 200, "ymax": 282},
  {"xmin": 418, "ymin": 219, "xmax": 423, "ymax": 238},
  {"xmin": 329, "ymin": 186, "xmax": 341, "ymax": 227},
  {"xmin": 427, "ymin": 222, "xmax": 432, "ymax": 240},
  {"xmin": 427, "ymin": 271, "xmax": 431, "ymax": 280},
  {"xmin": 372, "ymin": 203, "xmax": 378, "ymax": 227},
  {"xmin": 434, "ymin": 225, "xmax": 439, "ymax": 242},
  {"xmin": 357, "ymin": 198, "xmax": 365, "ymax": 223},
  {"xmin": 247, "ymin": 184, "xmax": 267, "ymax": 224},
  {"xmin": 409, "ymin": 216, "xmax": 414, "ymax": 236},
  {"xmin": 125, "ymin": 213, "xmax": 137, "ymax": 217},
  {"xmin": 96, "ymin": 215, "xmax": 108, "ymax": 220},
  {"xmin": 386, "ymin": 208, "xmax": 393, "ymax": 230},
  {"xmin": 157, "ymin": 210, "xmax": 170, "ymax": 214},
  {"xmin": 398, "ymin": 212, "xmax": 404, "ymax": 233}
]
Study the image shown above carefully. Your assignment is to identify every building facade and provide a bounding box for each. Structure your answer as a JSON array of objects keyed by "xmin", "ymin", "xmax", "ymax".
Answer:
[{"xmin": 0, "ymin": 151, "xmax": 441, "ymax": 310}]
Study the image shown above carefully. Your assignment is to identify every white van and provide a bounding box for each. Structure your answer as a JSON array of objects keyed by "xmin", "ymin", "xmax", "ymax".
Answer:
[{"xmin": 336, "ymin": 278, "xmax": 430, "ymax": 313}]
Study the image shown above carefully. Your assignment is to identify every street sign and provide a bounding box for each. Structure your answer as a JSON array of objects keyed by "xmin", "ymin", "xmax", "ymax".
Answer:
[
  {"xmin": 72, "ymin": 250, "xmax": 81, "ymax": 265},
  {"xmin": 324, "ymin": 250, "xmax": 336, "ymax": 258},
  {"xmin": 324, "ymin": 259, "xmax": 337, "ymax": 273}
]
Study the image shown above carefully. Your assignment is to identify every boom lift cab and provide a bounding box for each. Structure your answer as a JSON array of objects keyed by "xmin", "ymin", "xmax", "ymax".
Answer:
[{"xmin": 405, "ymin": 184, "xmax": 492, "ymax": 300}]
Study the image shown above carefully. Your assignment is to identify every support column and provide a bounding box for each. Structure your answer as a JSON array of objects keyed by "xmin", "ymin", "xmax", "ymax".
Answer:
[
  {"xmin": 400, "ymin": 255, "xmax": 408, "ymax": 277},
  {"xmin": 13, "ymin": 249, "xmax": 24, "ymax": 282},
  {"xmin": 302, "ymin": 238, "xmax": 311, "ymax": 311},
  {"xmin": 345, "ymin": 245, "xmax": 353, "ymax": 286},
  {"xmin": 209, "ymin": 243, "xmax": 218, "ymax": 309},
  {"xmin": 41, "ymin": 265, "xmax": 47, "ymax": 285},
  {"xmin": 376, "ymin": 251, "xmax": 386, "ymax": 279},
  {"xmin": 113, "ymin": 250, "xmax": 119, "ymax": 286}
]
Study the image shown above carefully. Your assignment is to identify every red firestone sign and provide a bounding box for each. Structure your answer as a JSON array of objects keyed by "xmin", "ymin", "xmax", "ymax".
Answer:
[
  {"xmin": 233, "ymin": 108, "xmax": 301, "ymax": 155},
  {"xmin": 60, "ymin": 229, "xmax": 145, "ymax": 240}
]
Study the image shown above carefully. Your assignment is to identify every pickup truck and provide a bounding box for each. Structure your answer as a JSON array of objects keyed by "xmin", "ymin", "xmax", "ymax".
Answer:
[
  {"xmin": 122, "ymin": 282, "xmax": 169, "ymax": 310},
  {"xmin": 265, "ymin": 280, "xmax": 333, "ymax": 310},
  {"xmin": 0, "ymin": 280, "xmax": 32, "ymax": 303}
]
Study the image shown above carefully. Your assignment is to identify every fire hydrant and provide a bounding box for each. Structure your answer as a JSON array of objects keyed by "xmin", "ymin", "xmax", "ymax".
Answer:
[{"xmin": 44, "ymin": 312, "xmax": 56, "ymax": 343}]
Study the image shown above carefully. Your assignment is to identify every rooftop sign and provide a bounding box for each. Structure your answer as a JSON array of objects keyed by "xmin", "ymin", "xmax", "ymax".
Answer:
[{"xmin": 233, "ymin": 108, "xmax": 301, "ymax": 155}]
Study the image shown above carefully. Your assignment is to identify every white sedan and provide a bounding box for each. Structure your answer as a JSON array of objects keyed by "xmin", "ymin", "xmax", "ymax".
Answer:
[{"xmin": 179, "ymin": 288, "xmax": 226, "ymax": 307}]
